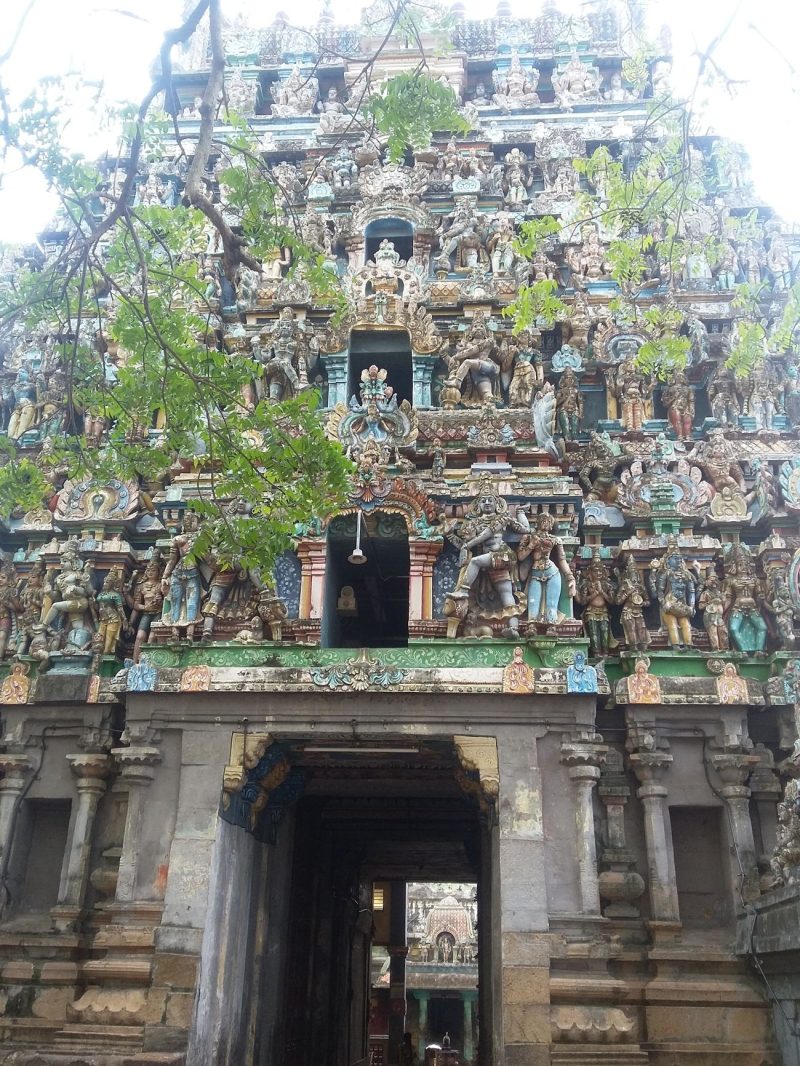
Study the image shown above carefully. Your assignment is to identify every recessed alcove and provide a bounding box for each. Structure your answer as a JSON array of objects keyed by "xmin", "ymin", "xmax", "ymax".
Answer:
[
  {"xmin": 348, "ymin": 329, "xmax": 413, "ymax": 406},
  {"xmin": 364, "ymin": 217, "xmax": 414, "ymax": 264},
  {"xmin": 322, "ymin": 512, "xmax": 410, "ymax": 648}
]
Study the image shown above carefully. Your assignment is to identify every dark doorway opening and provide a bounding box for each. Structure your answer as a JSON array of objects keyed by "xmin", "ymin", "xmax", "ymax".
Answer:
[
  {"xmin": 365, "ymin": 217, "xmax": 414, "ymax": 264},
  {"xmin": 269, "ymin": 745, "xmax": 486, "ymax": 1066},
  {"xmin": 349, "ymin": 329, "xmax": 413, "ymax": 407},
  {"xmin": 323, "ymin": 512, "xmax": 410, "ymax": 648}
]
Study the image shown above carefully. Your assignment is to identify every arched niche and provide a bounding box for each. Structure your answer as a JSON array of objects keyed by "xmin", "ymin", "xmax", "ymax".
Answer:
[{"xmin": 364, "ymin": 217, "xmax": 414, "ymax": 264}]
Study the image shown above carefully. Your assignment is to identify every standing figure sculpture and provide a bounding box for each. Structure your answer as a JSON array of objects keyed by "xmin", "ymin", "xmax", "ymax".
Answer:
[
  {"xmin": 723, "ymin": 544, "xmax": 767, "ymax": 654},
  {"xmin": 615, "ymin": 556, "xmax": 650, "ymax": 651},
  {"xmin": 649, "ymin": 540, "xmax": 696, "ymax": 650},
  {"xmin": 576, "ymin": 552, "xmax": 616, "ymax": 656},
  {"xmin": 698, "ymin": 570, "xmax": 729, "ymax": 651},
  {"xmin": 45, "ymin": 539, "xmax": 96, "ymax": 651},
  {"xmin": 662, "ymin": 369, "xmax": 694, "ymax": 440},
  {"xmin": 517, "ymin": 513, "xmax": 576, "ymax": 625},
  {"xmin": 161, "ymin": 512, "xmax": 204, "ymax": 640},
  {"xmin": 555, "ymin": 369, "xmax": 583, "ymax": 440},
  {"xmin": 95, "ymin": 568, "xmax": 128, "ymax": 656},
  {"xmin": 126, "ymin": 558, "xmax": 165, "ymax": 663}
]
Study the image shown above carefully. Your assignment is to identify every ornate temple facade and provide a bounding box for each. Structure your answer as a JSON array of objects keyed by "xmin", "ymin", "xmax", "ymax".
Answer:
[{"xmin": 0, "ymin": 2, "xmax": 800, "ymax": 1065}]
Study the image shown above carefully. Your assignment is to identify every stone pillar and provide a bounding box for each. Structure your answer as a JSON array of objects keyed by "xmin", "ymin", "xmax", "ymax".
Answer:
[
  {"xmin": 749, "ymin": 743, "xmax": 781, "ymax": 874},
  {"xmin": 628, "ymin": 749, "xmax": 680, "ymax": 923},
  {"xmin": 112, "ymin": 746, "xmax": 161, "ymax": 903},
  {"xmin": 52, "ymin": 753, "xmax": 112, "ymax": 928},
  {"xmin": 709, "ymin": 750, "xmax": 761, "ymax": 903},
  {"xmin": 414, "ymin": 990, "xmax": 429, "ymax": 1065},
  {"xmin": 387, "ymin": 879, "xmax": 408, "ymax": 1065},
  {"xmin": 560, "ymin": 732, "xmax": 607, "ymax": 915},
  {"xmin": 320, "ymin": 351, "xmax": 348, "ymax": 408},
  {"xmin": 411, "ymin": 354, "xmax": 437, "ymax": 408},
  {"xmin": 597, "ymin": 750, "xmax": 645, "ymax": 917},
  {"xmin": 493, "ymin": 727, "xmax": 550, "ymax": 1063},
  {"xmin": 0, "ymin": 754, "xmax": 34, "ymax": 868},
  {"xmin": 408, "ymin": 540, "xmax": 442, "ymax": 622},
  {"xmin": 297, "ymin": 539, "xmax": 327, "ymax": 620},
  {"xmin": 462, "ymin": 990, "xmax": 477, "ymax": 1063}
]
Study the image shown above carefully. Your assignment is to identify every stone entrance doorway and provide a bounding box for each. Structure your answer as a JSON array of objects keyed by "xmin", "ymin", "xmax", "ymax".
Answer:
[{"xmin": 189, "ymin": 737, "xmax": 496, "ymax": 1066}]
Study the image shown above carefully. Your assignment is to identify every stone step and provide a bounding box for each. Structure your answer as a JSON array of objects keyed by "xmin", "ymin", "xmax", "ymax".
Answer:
[{"xmin": 551, "ymin": 1049, "xmax": 649, "ymax": 1066}]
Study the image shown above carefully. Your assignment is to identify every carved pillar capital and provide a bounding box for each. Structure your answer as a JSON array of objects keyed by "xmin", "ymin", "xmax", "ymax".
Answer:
[
  {"xmin": 0, "ymin": 753, "xmax": 35, "ymax": 792},
  {"xmin": 112, "ymin": 746, "xmax": 161, "ymax": 785},
  {"xmin": 67, "ymin": 753, "xmax": 113, "ymax": 794}
]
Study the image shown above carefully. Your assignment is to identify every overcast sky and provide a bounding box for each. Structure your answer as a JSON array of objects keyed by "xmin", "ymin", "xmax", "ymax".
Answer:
[{"xmin": 0, "ymin": 0, "xmax": 797, "ymax": 242}]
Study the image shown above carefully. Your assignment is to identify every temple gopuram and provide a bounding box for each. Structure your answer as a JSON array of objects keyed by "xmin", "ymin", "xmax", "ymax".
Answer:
[{"xmin": 0, "ymin": 2, "xmax": 800, "ymax": 1064}]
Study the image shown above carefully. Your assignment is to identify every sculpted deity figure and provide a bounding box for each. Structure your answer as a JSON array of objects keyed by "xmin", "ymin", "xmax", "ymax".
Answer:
[
  {"xmin": 723, "ymin": 544, "xmax": 767, "ymax": 654},
  {"xmin": 615, "ymin": 556, "xmax": 650, "ymax": 651},
  {"xmin": 44, "ymin": 538, "xmax": 96, "ymax": 650},
  {"xmin": 487, "ymin": 215, "xmax": 521, "ymax": 277},
  {"xmin": 451, "ymin": 312, "xmax": 501, "ymax": 405},
  {"xmin": 698, "ymin": 570, "xmax": 728, "ymax": 651},
  {"xmin": 576, "ymin": 430, "xmax": 626, "ymax": 502},
  {"xmin": 765, "ymin": 580, "xmax": 797, "ymax": 647},
  {"xmin": 552, "ymin": 53, "xmax": 602, "ymax": 109},
  {"xmin": 161, "ymin": 512, "xmax": 204, "ymax": 640},
  {"xmin": 745, "ymin": 368, "xmax": 778, "ymax": 431},
  {"xmin": 628, "ymin": 657, "xmax": 661, "ymax": 703},
  {"xmin": 15, "ymin": 559, "xmax": 46, "ymax": 656},
  {"xmin": 126, "ymin": 558, "xmax": 165, "ymax": 663},
  {"xmin": 437, "ymin": 204, "xmax": 487, "ymax": 272},
  {"xmin": 566, "ymin": 651, "xmax": 599, "ymax": 693},
  {"xmin": 766, "ymin": 224, "xmax": 792, "ymax": 291},
  {"xmin": 530, "ymin": 246, "xmax": 558, "ymax": 282},
  {"xmin": 508, "ymin": 352, "xmax": 539, "ymax": 409},
  {"xmin": 491, "ymin": 52, "xmax": 539, "ymax": 112},
  {"xmin": 317, "ymin": 86, "xmax": 350, "ymax": 133},
  {"xmin": 555, "ymin": 368, "xmax": 583, "ymax": 440},
  {"xmin": 576, "ymin": 552, "xmax": 616, "ymax": 656},
  {"xmin": 662, "ymin": 369, "xmax": 694, "ymax": 440},
  {"xmin": 300, "ymin": 203, "xmax": 335, "ymax": 260},
  {"xmin": 6, "ymin": 366, "xmax": 39, "ymax": 440},
  {"xmin": 603, "ymin": 72, "xmax": 635, "ymax": 103},
  {"xmin": 689, "ymin": 427, "xmax": 745, "ymax": 494},
  {"xmin": 445, "ymin": 485, "xmax": 531, "ymax": 637},
  {"xmin": 252, "ymin": 307, "xmax": 316, "ymax": 403},
  {"xmin": 0, "ymin": 564, "xmax": 19, "ymax": 660},
  {"xmin": 328, "ymin": 146, "xmax": 357, "ymax": 189},
  {"xmin": 517, "ymin": 513, "xmax": 576, "ymax": 625},
  {"xmin": 649, "ymin": 540, "xmax": 696, "ymax": 650},
  {"xmin": 708, "ymin": 366, "xmax": 741, "ymax": 426},
  {"xmin": 608, "ymin": 356, "xmax": 652, "ymax": 431},
  {"xmin": 270, "ymin": 65, "xmax": 318, "ymax": 117},
  {"xmin": 95, "ymin": 567, "xmax": 127, "ymax": 656},
  {"xmin": 567, "ymin": 227, "xmax": 609, "ymax": 286}
]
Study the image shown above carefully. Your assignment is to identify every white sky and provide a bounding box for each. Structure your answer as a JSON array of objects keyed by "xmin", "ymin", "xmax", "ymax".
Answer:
[{"xmin": 0, "ymin": 0, "xmax": 798, "ymax": 242}]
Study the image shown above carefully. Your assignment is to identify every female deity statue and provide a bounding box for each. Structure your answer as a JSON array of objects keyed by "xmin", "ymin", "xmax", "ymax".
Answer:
[
  {"xmin": 517, "ymin": 513, "xmax": 576, "ymax": 625},
  {"xmin": 723, "ymin": 544, "xmax": 767, "ymax": 654},
  {"xmin": 161, "ymin": 512, "xmax": 204, "ymax": 640},
  {"xmin": 95, "ymin": 568, "xmax": 128, "ymax": 656},
  {"xmin": 661, "ymin": 369, "xmax": 694, "ymax": 440}
]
